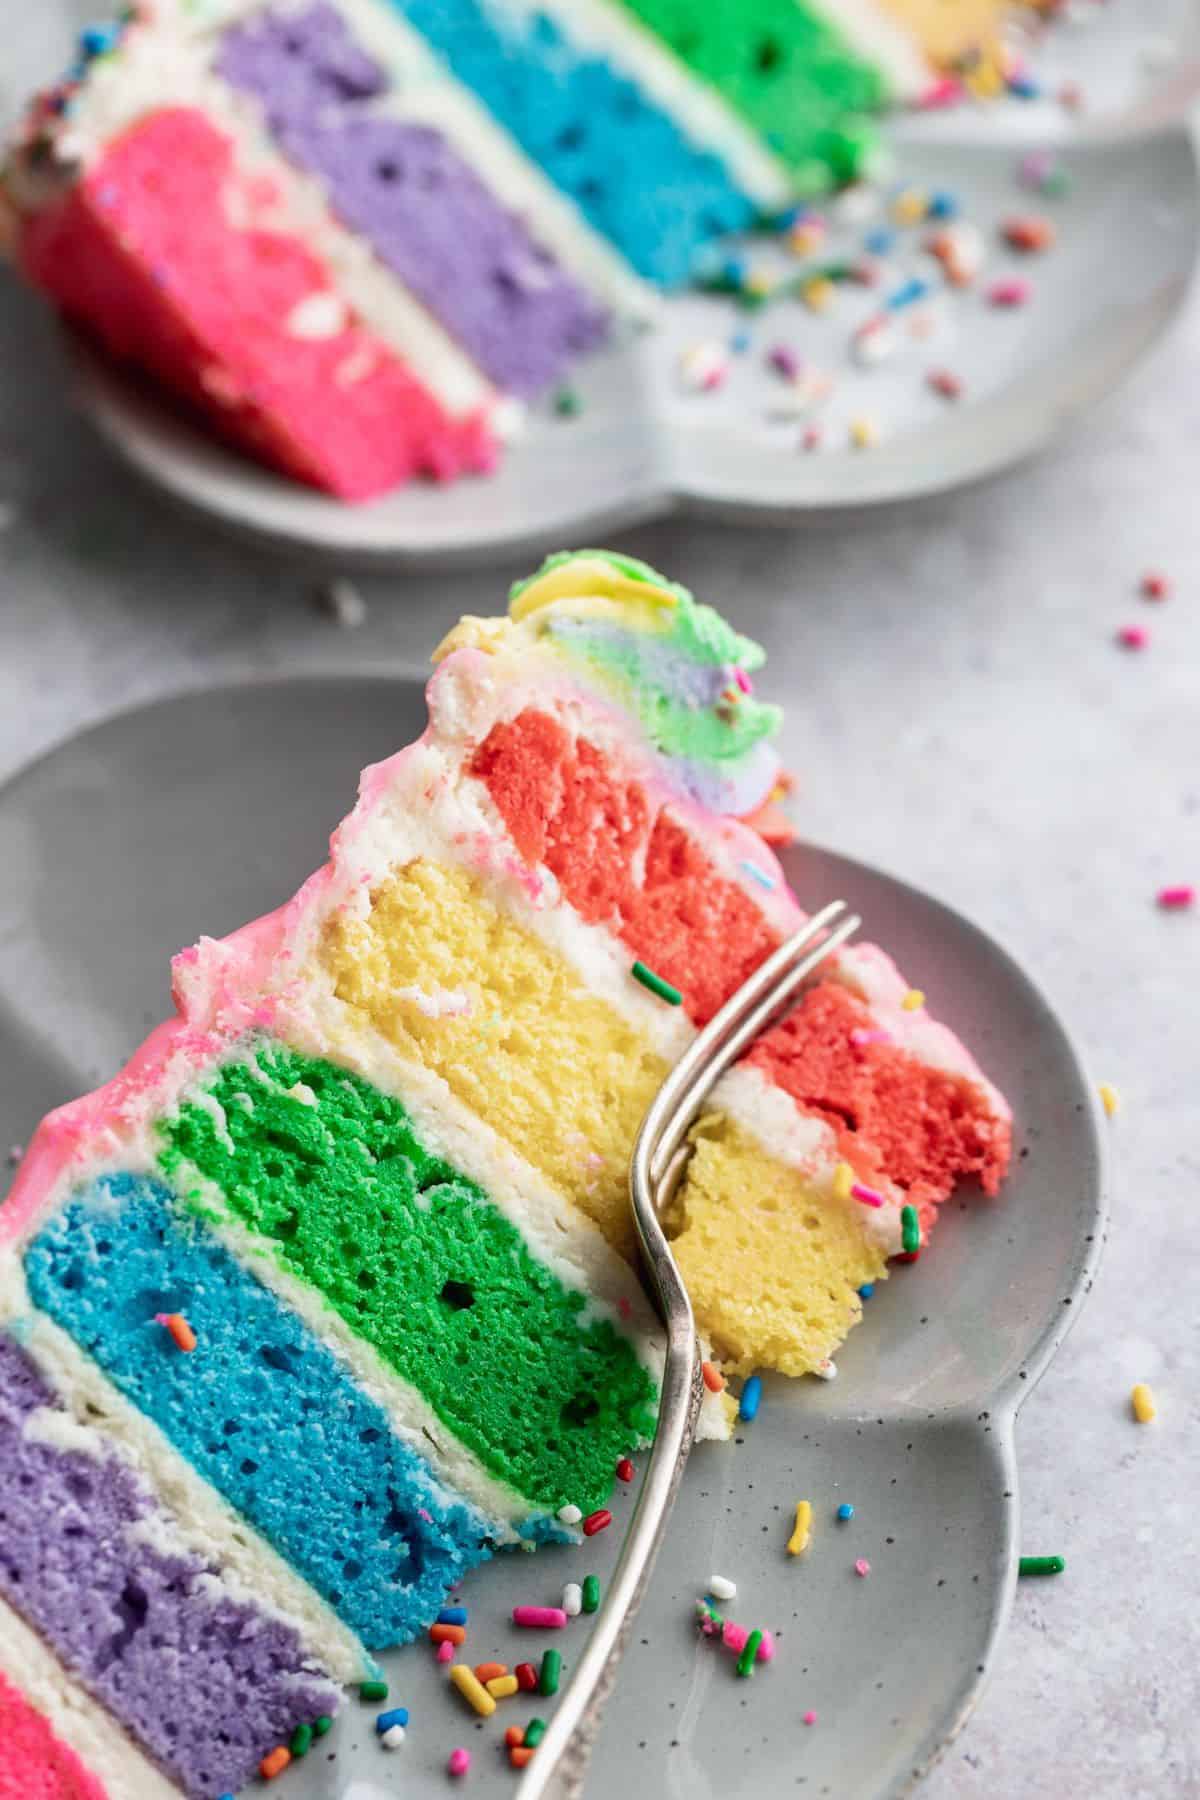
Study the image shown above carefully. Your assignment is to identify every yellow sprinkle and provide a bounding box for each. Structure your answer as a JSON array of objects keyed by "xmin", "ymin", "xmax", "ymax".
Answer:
[
  {"xmin": 849, "ymin": 417, "xmax": 879, "ymax": 450},
  {"xmin": 892, "ymin": 189, "xmax": 927, "ymax": 226},
  {"xmin": 966, "ymin": 62, "xmax": 1005, "ymax": 99},
  {"xmin": 901, "ymin": 988, "xmax": 925, "ymax": 1011},
  {"xmin": 449, "ymin": 1666, "xmax": 496, "ymax": 1718},
  {"xmin": 786, "ymin": 1500, "xmax": 812, "ymax": 1557},
  {"xmin": 745, "ymin": 272, "xmax": 773, "ymax": 298},
  {"xmin": 802, "ymin": 276, "xmax": 835, "ymax": 314},
  {"xmin": 1131, "ymin": 1383, "xmax": 1156, "ymax": 1424},
  {"xmin": 832, "ymin": 1162, "xmax": 854, "ymax": 1203},
  {"xmin": 485, "ymin": 1675, "xmax": 519, "ymax": 1700},
  {"xmin": 1099, "ymin": 1083, "xmax": 1119, "ymax": 1118},
  {"xmin": 789, "ymin": 223, "xmax": 825, "ymax": 257}
]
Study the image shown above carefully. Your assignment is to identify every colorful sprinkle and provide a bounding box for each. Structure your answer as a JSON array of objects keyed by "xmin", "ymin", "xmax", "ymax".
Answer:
[
  {"xmin": 582, "ymin": 1575, "xmax": 601, "ymax": 1614},
  {"xmin": 154, "ymin": 1312, "xmax": 196, "ymax": 1353},
  {"xmin": 515, "ymin": 1663, "xmax": 538, "ymax": 1691},
  {"xmin": 738, "ymin": 1375, "xmax": 763, "ymax": 1423},
  {"xmin": 438, "ymin": 1607, "xmax": 468, "ymax": 1626},
  {"xmin": 582, "ymin": 1510, "xmax": 611, "ymax": 1538},
  {"xmin": 927, "ymin": 369, "xmax": 963, "ymax": 401},
  {"xmin": 849, "ymin": 416, "xmax": 880, "ymax": 450},
  {"xmin": 557, "ymin": 1504, "xmax": 582, "ymax": 1527},
  {"xmin": 988, "ymin": 278, "xmax": 1032, "ymax": 308},
  {"xmin": 631, "ymin": 960, "xmax": 683, "ymax": 1005},
  {"xmin": 854, "ymin": 1558, "xmax": 871, "ymax": 1578},
  {"xmin": 375, "ymin": 1708, "xmax": 409, "ymax": 1733},
  {"xmin": 786, "ymin": 1501, "xmax": 812, "ymax": 1557},
  {"xmin": 313, "ymin": 1716, "xmax": 333, "ymax": 1738},
  {"xmin": 1018, "ymin": 1555, "xmax": 1065, "ymax": 1577},
  {"xmin": 289, "ymin": 1723, "xmax": 313, "ymax": 1759},
  {"xmin": 736, "ymin": 1630, "xmax": 763, "ymax": 1678},
  {"xmin": 436, "ymin": 1640, "xmax": 455, "ymax": 1664},
  {"xmin": 858, "ymin": 1284, "xmax": 874, "ymax": 1300},
  {"xmin": 678, "ymin": 342, "xmax": 729, "ymax": 393},
  {"xmin": 430, "ymin": 1623, "xmax": 466, "ymax": 1646},
  {"xmin": 510, "ymin": 1746, "xmax": 535, "ymax": 1769},
  {"xmin": 474, "ymin": 1662, "xmax": 507, "ymax": 1684},
  {"xmin": 359, "ymin": 1680, "xmax": 388, "ymax": 1701},
  {"xmin": 486, "ymin": 1675, "xmax": 519, "ymax": 1700},
  {"xmin": 524, "ymin": 1718, "xmax": 548, "ymax": 1748},
  {"xmin": 1157, "ymin": 884, "xmax": 1194, "ymax": 909},
  {"xmin": 901, "ymin": 988, "xmax": 925, "ymax": 1011},
  {"xmin": 900, "ymin": 1205, "xmax": 921, "ymax": 1255},
  {"xmin": 1002, "ymin": 215, "xmax": 1056, "ymax": 253},
  {"xmin": 552, "ymin": 387, "xmax": 581, "ymax": 418},
  {"xmin": 1118, "ymin": 625, "xmax": 1149, "ymax": 649},
  {"xmin": 701, "ymin": 1361, "xmax": 726, "ymax": 1395},
  {"xmin": 1131, "ymin": 1383, "xmax": 1156, "ymax": 1424},
  {"xmin": 505, "ymin": 1726, "xmax": 526, "ymax": 1749},
  {"xmin": 615, "ymin": 1457, "xmax": 635, "ymax": 1483},
  {"xmin": 832, "ymin": 1162, "xmax": 854, "ymax": 1203},
  {"xmin": 448, "ymin": 1747, "xmax": 471, "ymax": 1777},
  {"xmin": 739, "ymin": 859, "xmax": 776, "ymax": 891},
  {"xmin": 837, "ymin": 1503, "xmax": 854, "ymax": 1522},
  {"xmin": 260, "ymin": 1747, "xmax": 291, "ymax": 1780},
  {"xmin": 1141, "ymin": 571, "xmax": 1171, "ymax": 600},
  {"xmin": 803, "ymin": 1710, "xmax": 818, "ymax": 1726},
  {"xmin": 562, "ymin": 1582, "xmax": 582, "ymax": 1617},
  {"xmin": 449, "ymin": 1666, "xmax": 495, "ymax": 1717},
  {"xmin": 851, "ymin": 1181, "xmax": 885, "ymax": 1209},
  {"xmin": 801, "ymin": 424, "xmax": 823, "ymax": 453},
  {"xmin": 539, "ymin": 1650, "xmax": 562, "ymax": 1696},
  {"xmin": 709, "ymin": 1575, "xmax": 737, "ymax": 1601},
  {"xmin": 768, "ymin": 344, "xmax": 803, "ymax": 381},
  {"xmin": 1098, "ymin": 1083, "xmax": 1119, "ymax": 1118},
  {"xmin": 885, "ymin": 276, "xmax": 931, "ymax": 312},
  {"xmin": 513, "ymin": 1606, "xmax": 568, "ymax": 1629},
  {"xmin": 813, "ymin": 1358, "xmax": 838, "ymax": 1381},
  {"xmin": 892, "ymin": 187, "xmax": 928, "ymax": 226},
  {"xmin": 380, "ymin": 1725, "xmax": 406, "ymax": 1750}
]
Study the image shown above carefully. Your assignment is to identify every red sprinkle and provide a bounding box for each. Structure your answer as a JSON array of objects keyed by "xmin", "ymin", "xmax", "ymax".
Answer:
[
  {"xmin": 1157, "ymin": 885, "xmax": 1195, "ymax": 909},
  {"xmin": 511, "ymin": 1747, "xmax": 535, "ymax": 1769},
  {"xmin": 701, "ymin": 1361, "xmax": 726, "ymax": 1394},
  {"xmin": 515, "ymin": 1663, "xmax": 538, "ymax": 1692},
  {"xmin": 927, "ymin": 368, "xmax": 963, "ymax": 401},
  {"xmin": 615, "ymin": 1458, "xmax": 635, "ymax": 1483},
  {"xmin": 155, "ymin": 1313, "xmax": 197, "ymax": 1353},
  {"xmin": 895, "ymin": 1250, "xmax": 921, "ymax": 1266},
  {"xmin": 582, "ymin": 1509, "xmax": 612, "ymax": 1537},
  {"xmin": 1002, "ymin": 214, "xmax": 1056, "ymax": 253},
  {"xmin": 1117, "ymin": 624, "xmax": 1148, "ymax": 649},
  {"xmin": 1141, "ymin": 571, "xmax": 1171, "ymax": 600}
]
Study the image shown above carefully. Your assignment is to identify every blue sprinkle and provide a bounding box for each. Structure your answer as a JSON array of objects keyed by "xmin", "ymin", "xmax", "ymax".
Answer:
[
  {"xmin": 864, "ymin": 227, "xmax": 896, "ymax": 256},
  {"xmin": 738, "ymin": 1375, "xmax": 762, "ymax": 1423},
  {"xmin": 79, "ymin": 23, "xmax": 120, "ymax": 57},
  {"xmin": 858, "ymin": 1284, "xmax": 874, "ymax": 1300},
  {"xmin": 926, "ymin": 191, "xmax": 959, "ymax": 221},
  {"xmin": 739, "ymin": 859, "xmax": 776, "ymax": 892},
  {"xmin": 1007, "ymin": 74, "xmax": 1041, "ymax": 99},
  {"xmin": 376, "ymin": 1708, "xmax": 410, "ymax": 1733},
  {"xmin": 885, "ymin": 277, "xmax": 931, "ymax": 312},
  {"xmin": 729, "ymin": 329, "xmax": 752, "ymax": 355},
  {"xmin": 437, "ymin": 1606, "xmax": 468, "ymax": 1626},
  {"xmin": 836, "ymin": 1503, "xmax": 855, "ymax": 1522}
]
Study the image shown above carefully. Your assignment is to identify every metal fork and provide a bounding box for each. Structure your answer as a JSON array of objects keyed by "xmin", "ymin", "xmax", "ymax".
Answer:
[{"xmin": 519, "ymin": 899, "xmax": 862, "ymax": 1800}]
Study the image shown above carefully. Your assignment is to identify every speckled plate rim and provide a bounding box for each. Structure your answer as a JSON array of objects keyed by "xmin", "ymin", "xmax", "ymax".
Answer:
[{"xmin": 0, "ymin": 675, "xmax": 1109, "ymax": 1799}]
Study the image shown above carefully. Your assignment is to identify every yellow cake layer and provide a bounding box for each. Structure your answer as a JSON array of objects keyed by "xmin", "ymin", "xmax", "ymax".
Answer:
[
  {"xmin": 320, "ymin": 859, "xmax": 886, "ymax": 1375},
  {"xmin": 876, "ymin": 0, "xmax": 1008, "ymax": 66}
]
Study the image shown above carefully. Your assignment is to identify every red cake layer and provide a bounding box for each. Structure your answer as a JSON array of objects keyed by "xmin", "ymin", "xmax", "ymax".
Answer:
[
  {"xmin": 471, "ymin": 707, "xmax": 1009, "ymax": 1227},
  {"xmin": 18, "ymin": 108, "xmax": 496, "ymax": 499},
  {"xmin": 0, "ymin": 1671, "xmax": 107, "ymax": 1800}
]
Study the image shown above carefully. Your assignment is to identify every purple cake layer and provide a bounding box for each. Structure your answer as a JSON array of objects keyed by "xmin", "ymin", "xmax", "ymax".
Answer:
[
  {"xmin": 217, "ymin": 2, "xmax": 608, "ymax": 394},
  {"xmin": 0, "ymin": 1333, "xmax": 339, "ymax": 1800}
]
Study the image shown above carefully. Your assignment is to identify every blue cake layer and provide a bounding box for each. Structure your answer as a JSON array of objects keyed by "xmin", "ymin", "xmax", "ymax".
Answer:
[
  {"xmin": 23, "ymin": 1173, "xmax": 503, "ymax": 1650},
  {"xmin": 383, "ymin": 0, "xmax": 759, "ymax": 285}
]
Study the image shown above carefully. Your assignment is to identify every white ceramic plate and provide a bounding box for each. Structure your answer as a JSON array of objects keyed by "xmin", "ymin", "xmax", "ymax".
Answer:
[{"xmin": 0, "ymin": 676, "xmax": 1105, "ymax": 1800}]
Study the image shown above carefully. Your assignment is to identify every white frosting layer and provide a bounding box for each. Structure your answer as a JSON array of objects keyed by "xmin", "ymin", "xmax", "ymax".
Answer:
[
  {"xmin": 0, "ymin": 1266, "xmax": 366, "ymax": 1683},
  {"xmin": 0, "ymin": 1593, "xmax": 184, "ymax": 1800}
]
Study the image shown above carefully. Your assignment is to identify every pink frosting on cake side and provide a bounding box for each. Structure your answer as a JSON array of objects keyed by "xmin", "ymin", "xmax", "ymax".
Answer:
[{"xmin": 0, "ymin": 1671, "xmax": 109, "ymax": 1800}]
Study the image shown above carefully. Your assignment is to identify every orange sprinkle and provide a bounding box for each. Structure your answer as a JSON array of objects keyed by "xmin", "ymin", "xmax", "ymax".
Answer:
[
  {"xmin": 504, "ymin": 1726, "xmax": 526, "ymax": 1750},
  {"xmin": 510, "ymin": 1747, "xmax": 535, "ymax": 1769},
  {"xmin": 701, "ymin": 1361, "xmax": 726, "ymax": 1394},
  {"xmin": 159, "ymin": 1313, "xmax": 196, "ymax": 1353},
  {"xmin": 474, "ymin": 1662, "xmax": 507, "ymax": 1683},
  {"xmin": 430, "ymin": 1623, "xmax": 467, "ymax": 1645},
  {"xmin": 260, "ymin": 1746, "xmax": 291, "ymax": 1780}
]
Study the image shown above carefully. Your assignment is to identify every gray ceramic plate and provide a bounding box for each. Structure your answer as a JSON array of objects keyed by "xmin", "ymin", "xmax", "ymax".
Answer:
[
  {"xmin": 62, "ymin": 29, "xmax": 1200, "ymax": 569},
  {"xmin": 0, "ymin": 677, "xmax": 1105, "ymax": 1800}
]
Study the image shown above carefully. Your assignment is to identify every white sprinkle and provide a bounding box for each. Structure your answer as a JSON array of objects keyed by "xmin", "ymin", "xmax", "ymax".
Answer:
[
  {"xmin": 833, "ymin": 184, "xmax": 879, "ymax": 226},
  {"xmin": 708, "ymin": 1575, "xmax": 737, "ymax": 1601},
  {"xmin": 285, "ymin": 290, "xmax": 348, "ymax": 340},
  {"xmin": 562, "ymin": 1582, "xmax": 582, "ymax": 1617},
  {"xmin": 812, "ymin": 1359, "xmax": 838, "ymax": 1382},
  {"xmin": 557, "ymin": 1504, "xmax": 583, "ymax": 1527},
  {"xmin": 315, "ymin": 578, "xmax": 368, "ymax": 629},
  {"xmin": 379, "ymin": 1725, "xmax": 407, "ymax": 1750}
]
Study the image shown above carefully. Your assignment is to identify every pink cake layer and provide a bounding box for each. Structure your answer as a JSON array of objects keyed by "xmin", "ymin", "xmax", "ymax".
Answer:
[
  {"xmin": 18, "ymin": 108, "xmax": 496, "ymax": 499},
  {"xmin": 0, "ymin": 1672, "xmax": 107, "ymax": 1800}
]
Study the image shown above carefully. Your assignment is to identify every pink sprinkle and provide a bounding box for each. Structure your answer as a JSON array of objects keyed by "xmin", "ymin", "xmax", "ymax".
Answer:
[
  {"xmin": 436, "ymin": 1640, "xmax": 455, "ymax": 1664},
  {"xmin": 927, "ymin": 369, "xmax": 963, "ymax": 401},
  {"xmin": 417, "ymin": 1508, "xmax": 433, "ymax": 1523},
  {"xmin": 448, "ymin": 1747, "xmax": 471, "ymax": 1777},
  {"xmin": 855, "ymin": 1558, "xmax": 871, "ymax": 1578},
  {"xmin": 721, "ymin": 1621, "xmax": 772, "ymax": 1661},
  {"xmin": 734, "ymin": 667, "xmax": 753, "ymax": 694},
  {"xmin": 512, "ymin": 1606, "xmax": 567, "ymax": 1630},
  {"xmin": 918, "ymin": 76, "xmax": 961, "ymax": 110},
  {"xmin": 1141, "ymin": 571, "xmax": 1171, "ymax": 600},
  {"xmin": 768, "ymin": 344, "xmax": 802, "ymax": 381},
  {"xmin": 801, "ymin": 424, "xmax": 823, "ymax": 453},
  {"xmin": 987, "ymin": 278, "xmax": 1032, "ymax": 308},
  {"xmin": 617, "ymin": 1296, "xmax": 633, "ymax": 1321},
  {"xmin": 1117, "ymin": 624, "xmax": 1148, "ymax": 649},
  {"xmin": 850, "ymin": 1027, "xmax": 892, "ymax": 1048},
  {"xmin": 756, "ymin": 1629, "xmax": 776, "ymax": 1663},
  {"xmin": 1157, "ymin": 884, "xmax": 1195, "ymax": 909},
  {"xmin": 851, "ymin": 1182, "xmax": 885, "ymax": 1209},
  {"xmin": 803, "ymin": 1710, "xmax": 818, "ymax": 1727}
]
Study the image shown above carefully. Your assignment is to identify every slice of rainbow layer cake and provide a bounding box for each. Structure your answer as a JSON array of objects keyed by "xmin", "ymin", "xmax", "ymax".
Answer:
[
  {"xmin": 0, "ymin": 550, "xmax": 1011, "ymax": 1796},
  {"xmin": 1, "ymin": 0, "xmax": 1031, "ymax": 498}
]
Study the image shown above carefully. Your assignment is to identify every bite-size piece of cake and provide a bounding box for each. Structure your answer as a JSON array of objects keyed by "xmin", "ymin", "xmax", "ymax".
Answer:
[{"xmin": 1, "ymin": 548, "xmax": 1009, "ymax": 1795}]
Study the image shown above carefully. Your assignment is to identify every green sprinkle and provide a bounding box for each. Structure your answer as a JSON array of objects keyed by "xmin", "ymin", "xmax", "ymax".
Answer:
[
  {"xmin": 631, "ymin": 961, "xmax": 682, "ymax": 1006},
  {"xmin": 359, "ymin": 1680, "xmax": 388, "ymax": 1701},
  {"xmin": 289, "ymin": 1723, "xmax": 313, "ymax": 1759},
  {"xmin": 736, "ymin": 1629, "xmax": 763, "ymax": 1678},
  {"xmin": 1019, "ymin": 1555, "xmax": 1065, "ymax": 1577},
  {"xmin": 313, "ymin": 1716, "xmax": 333, "ymax": 1738},
  {"xmin": 900, "ymin": 1204, "xmax": 920, "ymax": 1255},
  {"xmin": 553, "ymin": 387, "xmax": 581, "ymax": 418},
  {"xmin": 581, "ymin": 1574, "xmax": 600, "ymax": 1614},
  {"xmin": 539, "ymin": 1649, "xmax": 561, "ymax": 1696},
  {"xmin": 524, "ymin": 1718, "xmax": 548, "ymax": 1748}
]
